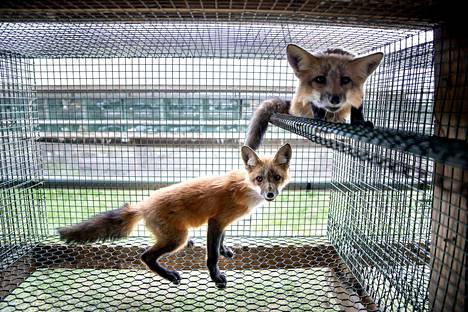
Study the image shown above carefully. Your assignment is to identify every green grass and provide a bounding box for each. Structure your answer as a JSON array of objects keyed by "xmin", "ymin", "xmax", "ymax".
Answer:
[{"xmin": 41, "ymin": 188, "xmax": 330, "ymax": 237}]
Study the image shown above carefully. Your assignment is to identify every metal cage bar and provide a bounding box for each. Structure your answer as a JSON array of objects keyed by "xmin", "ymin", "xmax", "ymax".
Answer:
[
  {"xmin": 0, "ymin": 9, "xmax": 465, "ymax": 312},
  {"xmin": 0, "ymin": 51, "xmax": 46, "ymax": 299},
  {"xmin": 0, "ymin": 1, "xmax": 442, "ymax": 27},
  {"xmin": 270, "ymin": 114, "xmax": 468, "ymax": 169}
]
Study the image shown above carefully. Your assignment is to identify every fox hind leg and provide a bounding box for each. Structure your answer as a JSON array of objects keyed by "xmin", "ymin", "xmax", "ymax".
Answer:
[
  {"xmin": 219, "ymin": 232, "xmax": 233, "ymax": 259},
  {"xmin": 186, "ymin": 239, "xmax": 195, "ymax": 248},
  {"xmin": 141, "ymin": 230, "xmax": 187, "ymax": 285}
]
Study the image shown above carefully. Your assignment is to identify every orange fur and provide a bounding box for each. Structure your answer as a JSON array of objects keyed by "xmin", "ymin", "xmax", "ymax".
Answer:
[
  {"xmin": 287, "ymin": 44, "xmax": 383, "ymax": 122},
  {"xmin": 244, "ymin": 45, "xmax": 383, "ymax": 150},
  {"xmin": 58, "ymin": 144, "xmax": 292, "ymax": 287},
  {"xmin": 136, "ymin": 146, "xmax": 290, "ymax": 247},
  {"xmin": 137, "ymin": 171, "xmax": 260, "ymax": 245}
]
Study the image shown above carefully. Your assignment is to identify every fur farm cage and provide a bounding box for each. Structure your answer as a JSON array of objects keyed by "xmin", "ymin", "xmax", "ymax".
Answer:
[{"xmin": 0, "ymin": 1, "xmax": 466, "ymax": 311}]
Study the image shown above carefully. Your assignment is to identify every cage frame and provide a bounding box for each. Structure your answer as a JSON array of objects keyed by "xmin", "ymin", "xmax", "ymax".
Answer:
[{"xmin": 1, "ymin": 1, "xmax": 466, "ymax": 311}]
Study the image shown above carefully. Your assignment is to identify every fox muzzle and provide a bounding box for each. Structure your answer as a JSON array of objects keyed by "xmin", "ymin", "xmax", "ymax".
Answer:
[{"xmin": 262, "ymin": 189, "xmax": 279, "ymax": 201}]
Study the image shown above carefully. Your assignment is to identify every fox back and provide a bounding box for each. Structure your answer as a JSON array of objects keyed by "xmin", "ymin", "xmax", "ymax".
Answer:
[{"xmin": 139, "ymin": 144, "xmax": 292, "ymax": 230}]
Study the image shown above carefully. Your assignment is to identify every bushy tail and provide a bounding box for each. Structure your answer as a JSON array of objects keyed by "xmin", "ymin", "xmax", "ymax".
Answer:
[
  {"xmin": 58, "ymin": 203, "xmax": 141, "ymax": 243},
  {"xmin": 245, "ymin": 97, "xmax": 290, "ymax": 150}
]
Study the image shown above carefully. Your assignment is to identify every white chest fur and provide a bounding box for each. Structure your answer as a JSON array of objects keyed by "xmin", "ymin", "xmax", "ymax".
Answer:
[{"xmin": 245, "ymin": 187, "xmax": 265, "ymax": 210}]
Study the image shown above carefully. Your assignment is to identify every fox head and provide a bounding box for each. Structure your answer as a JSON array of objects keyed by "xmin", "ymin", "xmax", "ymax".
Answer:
[
  {"xmin": 241, "ymin": 143, "xmax": 292, "ymax": 201},
  {"xmin": 287, "ymin": 44, "xmax": 383, "ymax": 116}
]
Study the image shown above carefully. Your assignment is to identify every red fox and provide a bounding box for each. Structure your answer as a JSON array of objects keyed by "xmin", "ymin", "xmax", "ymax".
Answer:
[
  {"xmin": 58, "ymin": 144, "xmax": 292, "ymax": 288},
  {"xmin": 246, "ymin": 44, "xmax": 384, "ymax": 150}
]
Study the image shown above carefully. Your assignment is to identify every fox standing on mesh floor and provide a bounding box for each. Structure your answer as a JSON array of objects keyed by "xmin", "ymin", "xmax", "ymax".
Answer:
[{"xmin": 58, "ymin": 144, "xmax": 292, "ymax": 288}]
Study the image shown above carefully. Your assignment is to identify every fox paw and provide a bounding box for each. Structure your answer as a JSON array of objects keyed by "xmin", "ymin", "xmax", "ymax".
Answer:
[
  {"xmin": 363, "ymin": 120, "xmax": 374, "ymax": 128},
  {"xmin": 210, "ymin": 271, "xmax": 227, "ymax": 289},
  {"xmin": 220, "ymin": 244, "xmax": 234, "ymax": 258},
  {"xmin": 186, "ymin": 239, "xmax": 195, "ymax": 248},
  {"xmin": 352, "ymin": 120, "xmax": 374, "ymax": 128},
  {"xmin": 163, "ymin": 270, "xmax": 181, "ymax": 285}
]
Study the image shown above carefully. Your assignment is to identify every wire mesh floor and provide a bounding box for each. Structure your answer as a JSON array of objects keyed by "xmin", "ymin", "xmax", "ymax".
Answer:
[{"xmin": 1, "ymin": 237, "xmax": 375, "ymax": 311}]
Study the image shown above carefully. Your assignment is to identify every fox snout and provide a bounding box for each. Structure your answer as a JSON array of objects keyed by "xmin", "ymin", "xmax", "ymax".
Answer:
[
  {"xmin": 322, "ymin": 93, "xmax": 345, "ymax": 112},
  {"xmin": 329, "ymin": 94, "xmax": 342, "ymax": 105},
  {"xmin": 262, "ymin": 188, "xmax": 279, "ymax": 201}
]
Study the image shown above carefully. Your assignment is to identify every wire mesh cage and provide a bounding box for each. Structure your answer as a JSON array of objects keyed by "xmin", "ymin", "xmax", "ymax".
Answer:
[{"xmin": 0, "ymin": 1, "xmax": 466, "ymax": 311}]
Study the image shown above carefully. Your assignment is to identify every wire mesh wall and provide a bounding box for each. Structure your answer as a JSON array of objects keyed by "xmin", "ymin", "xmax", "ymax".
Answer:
[
  {"xmin": 0, "ymin": 21, "xmax": 423, "ymax": 240},
  {"xmin": 0, "ymin": 51, "xmax": 46, "ymax": 298},
  {"xmin": 330, "ymin": 35, "xmax": 438, "ymax": 310},
  {"xmin": 0, "ymin": 11, "xmax": 465, "ymax": 312},
  {"xmin": 330, "ymin": 38, "xmax": 435, "ymax": 310},
  {"xmin": 32, "ymin": 57, "xmax": 333, "ymax": 239},
  {"xmin": 329, "ymin": 142, "xmax": 433, "ymax": 311},
  {"xmin": 0, "ymin": 21, "xmax": 339, "ymax": 310},
  {"xmin": 268, "ymin": 28, "xmax": 467, "ymax": 310},
  {"xmin": 0, "ymin": 0, "xmax": 441, "ymax": 26},
  {"xmin": 365, "ymin": 35, "xmax": 434, "ymax": 134}
]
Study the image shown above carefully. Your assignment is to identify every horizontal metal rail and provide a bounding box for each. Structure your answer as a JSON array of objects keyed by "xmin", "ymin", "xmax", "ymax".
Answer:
[{"xmin": 270, "ymin": 113, "xmax": 468, "ymax": 169}]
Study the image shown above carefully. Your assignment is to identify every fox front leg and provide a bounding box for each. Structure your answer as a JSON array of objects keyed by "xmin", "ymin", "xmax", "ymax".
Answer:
[
  {"xmin": 207, "ymin": 218, "xmax": 227, "ymax": 288},
  {"xmin": 351, "ymin": 106, "xmax": 374, "ymax": 128},
  {"xmin": 311, "ymin": 103, "xmax": 326, "ymax": 120},
  {"xmin": 187, "ymin": 236, "xmax": 233, "ymax": 258}
]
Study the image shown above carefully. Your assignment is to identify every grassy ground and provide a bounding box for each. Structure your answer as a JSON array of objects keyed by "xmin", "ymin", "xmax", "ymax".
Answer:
[{"xmin": 41, "ymin": 188, "xmax": 330, "ymax": 237}]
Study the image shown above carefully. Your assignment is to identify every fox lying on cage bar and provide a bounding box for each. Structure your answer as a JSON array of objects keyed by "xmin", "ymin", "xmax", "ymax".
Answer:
[
  {"xmin": 58, "ymin": 144, "xmax": 292, "ymax": 288},
  {"xmin": 246, "ymin": 44, "xmax": 384, "ymax": 150}
]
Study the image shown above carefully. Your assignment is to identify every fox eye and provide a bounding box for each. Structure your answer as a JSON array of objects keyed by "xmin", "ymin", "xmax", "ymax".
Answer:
[
  {"xmin": 341, "ymin": 76, "xmax": 351, "ymax": 85},
  {"xmin": 273, "ymin": 175, "xmax": 282, "ymax": 181},
  {"xmin": 313, "ymin": 76, "xmax": 326, "ymax": 84},
  {"xmin": 256, "ymin": 176, "xmax": 263, "ymax": 182}
]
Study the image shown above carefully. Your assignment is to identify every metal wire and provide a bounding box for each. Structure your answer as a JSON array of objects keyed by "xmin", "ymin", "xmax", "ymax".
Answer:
[
  {"xmin": 0, "ymin": 22, "xmax": 422, "ymax": 59},
  {"xmin": 270, "ymin": 114, "xmax": 468, "ymax": 170},
  {"xmin": 0, "ymin": 17, "xmax": 465, "ymax": 312},
  {"xmin": 0, "ymin": 1, "xmax": 439, "ymax": 27},
  {"xmin": 0, "ymin": 51, "xmax": 46, "ymax": 298},
  {"xmin": 269, "ymin": 35, "xmax": 466, "ymax": 311}
]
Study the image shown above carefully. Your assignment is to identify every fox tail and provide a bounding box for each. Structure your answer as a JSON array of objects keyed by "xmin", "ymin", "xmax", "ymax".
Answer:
[
  {"xmin": 245, "ymin": 97, "xmax": 290, "ymax": 150},
  {"xmin": 58, "ymin": 203, "xmax": 141, "ymax": 243}
]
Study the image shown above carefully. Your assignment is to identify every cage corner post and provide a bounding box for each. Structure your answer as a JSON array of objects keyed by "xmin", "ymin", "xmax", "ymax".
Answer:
[{"xmin": 430, "ymin": 22, "xmax": 467, "ymax": 311}]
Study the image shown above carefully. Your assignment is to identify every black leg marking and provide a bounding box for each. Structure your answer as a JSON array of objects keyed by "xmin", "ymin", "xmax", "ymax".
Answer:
[
  {"xmin": 207, "ymin": 219, "xmax": 227, "ymax": 288},
  {"xmin": 186, "ymin": 239, "xmax": 195, "ymax": 248},
  {"xmin": 219, "ymin": 232, "xmax": 233, "ymax": 259},
  {"xmin": 141, "ymin": 243, "xmax": 181, "ymax": 285},
  {"xmin": 311, "ymin": 103, "xmax": 326, "ymax": 120},
  {"xmin": 351, "ymin": 106, "xmax": 374, "ymax": 128}
]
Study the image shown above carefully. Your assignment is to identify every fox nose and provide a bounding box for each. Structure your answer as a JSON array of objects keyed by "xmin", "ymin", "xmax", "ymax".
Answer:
[
  {"xmin": 330, "ymin": 95, "xmax": 341, "ymax": 105},
  {"xmin": 266, "ymin": 192, "xmax": 275, "ymax": 200}
]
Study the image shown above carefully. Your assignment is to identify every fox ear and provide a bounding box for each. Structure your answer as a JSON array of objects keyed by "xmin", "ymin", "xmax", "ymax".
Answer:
[
  {"xmin": 273, "ymin": 143, "xmax": 292, "ymax": 166},
  {"xmin": 287, "ymin": 44, "xmax": 317, "ymax": 75},
  {"xmin": 241, "ymin": 145, "xmax": 260, "ymax": 169},
  {"xmin": 351, "ymin": 52, "xmax": 384, "ymax": 78}
]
